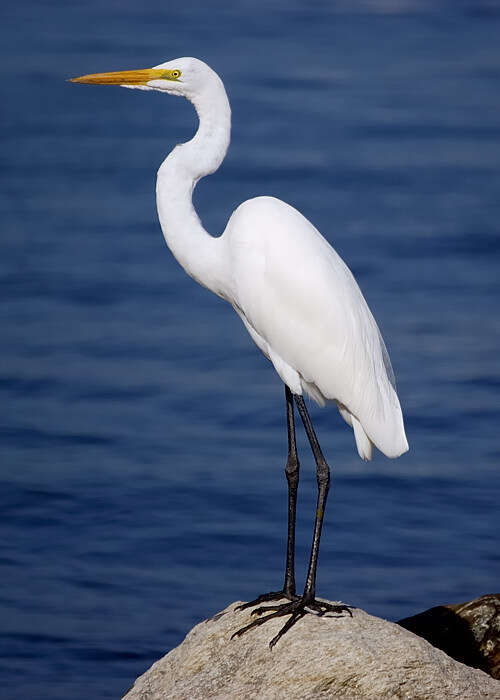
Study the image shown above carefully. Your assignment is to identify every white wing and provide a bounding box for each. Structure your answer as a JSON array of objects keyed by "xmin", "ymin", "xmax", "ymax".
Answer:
[{"xmin": 222, "ymin": 196, "xmax": 408, "ymax": 460}]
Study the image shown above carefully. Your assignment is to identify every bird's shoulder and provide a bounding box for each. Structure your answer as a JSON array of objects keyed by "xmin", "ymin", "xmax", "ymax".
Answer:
[
  {"xmin": 223, "ymin": 196, "xmax": 363, "ymax": 310},
  {"xmin": 225, "ymin": 195, "xmax": 320, "ymax": 247}
]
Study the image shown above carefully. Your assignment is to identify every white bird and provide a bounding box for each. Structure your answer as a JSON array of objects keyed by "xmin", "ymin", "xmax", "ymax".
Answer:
[{"xmin": 71, "ymin": 57, "xmax": 409, "ymax": 647}]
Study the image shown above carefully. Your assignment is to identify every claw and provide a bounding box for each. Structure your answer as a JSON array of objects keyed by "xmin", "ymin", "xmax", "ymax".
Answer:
[
  {"xmin": 232, "ymin": 596, "xmax": 352, "ymax": 646},
  {"xmin": 251, "ymin": 604, "xmax": 282, "ymax": 617},
  {"xmin": 235, "ymin": 591, "xmax": 291, "ymax": 613},
  {"xmin": 269, "ymin": 610, "xmax": 306, "ymax": 649}
]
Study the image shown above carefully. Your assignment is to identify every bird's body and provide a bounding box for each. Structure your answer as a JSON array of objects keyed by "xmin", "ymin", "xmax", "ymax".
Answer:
[
  {"xmin": 217, "ymin": 195, "xmax": 406, "ymax": 461},
  {"xmin": 71, "ymin": 56, "xmax": 408, "ymax": 647},
  {"xmin": 151, "ymin": 58, "xmax": 408, "ymax": 461}
]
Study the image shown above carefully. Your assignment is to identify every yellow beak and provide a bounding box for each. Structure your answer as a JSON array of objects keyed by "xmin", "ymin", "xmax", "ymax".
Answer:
[{"xmin": 69, "ymin": 68, "xmax": 174, "ymax": 85}]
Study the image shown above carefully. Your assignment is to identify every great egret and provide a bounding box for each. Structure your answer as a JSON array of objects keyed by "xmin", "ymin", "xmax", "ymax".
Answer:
[{"xmin": 71, "ymin": 57, "xmax": 409, "ymax": 648}]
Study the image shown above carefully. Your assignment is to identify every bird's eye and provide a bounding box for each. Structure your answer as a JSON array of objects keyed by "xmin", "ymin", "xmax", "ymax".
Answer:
[{"xmin": 171, "ymin": 69, "xmax": 181, "ymax": 79}]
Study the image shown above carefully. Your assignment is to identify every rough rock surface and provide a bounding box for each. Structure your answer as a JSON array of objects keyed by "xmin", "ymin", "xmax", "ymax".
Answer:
[
  {"xmin": 399, "ymin": 593, "xmax": 500, "ymax": 680},
  {"xmin": 122, "ymin": 600, "xmax": 500, "ymax": 699}
]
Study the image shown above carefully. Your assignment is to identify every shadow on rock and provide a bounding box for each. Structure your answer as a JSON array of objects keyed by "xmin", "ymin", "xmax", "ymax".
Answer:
[{"xmin": 398, "ymin": 593, "xmax": 500, "ymax": 680}]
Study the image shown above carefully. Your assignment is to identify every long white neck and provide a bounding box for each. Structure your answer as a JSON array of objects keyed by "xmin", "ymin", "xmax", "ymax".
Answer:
[{"xmin": 156, "ymin": 75, "xmax": 231, "ymax": 300}]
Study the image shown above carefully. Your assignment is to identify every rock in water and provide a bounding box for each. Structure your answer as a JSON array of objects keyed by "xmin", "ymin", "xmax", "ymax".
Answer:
[
  {"xmin": 122, "ymin": 600, "xmax": 500, "ymax": 699},
  {"xmin": 399, "ymin": 593, "xmax": 500, "ymax": 681}
]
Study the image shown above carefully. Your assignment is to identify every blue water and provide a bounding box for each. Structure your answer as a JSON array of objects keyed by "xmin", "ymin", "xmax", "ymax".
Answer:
[{"xmin": 1, "ymin": 1, "xmax": 500, "ymax": 697}]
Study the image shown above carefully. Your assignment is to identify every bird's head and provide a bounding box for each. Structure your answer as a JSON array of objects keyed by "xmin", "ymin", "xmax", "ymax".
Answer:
[{"xmin": 70, "ymin": 57, "xmax": 214, "ymax": 100}]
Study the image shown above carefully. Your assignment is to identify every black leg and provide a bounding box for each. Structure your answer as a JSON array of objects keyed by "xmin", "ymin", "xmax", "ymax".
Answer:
[
  {"xmin": 236, "ymin": 386, "xmax": 299, "ymax": 610},
  {"xmin": 294, "ymin": 395, "xmax": 328, "ymax": 602},
  {"xmin": 233, "ymin": 392, "xmax": 351, "ymax": 647},
  {"xmin": 283, "ymin": 385, "xmax": 299, "ymax": 597}
]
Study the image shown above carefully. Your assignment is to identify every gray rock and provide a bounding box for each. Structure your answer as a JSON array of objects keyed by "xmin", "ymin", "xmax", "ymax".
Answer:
[
  {"xmin": 122, "ymin": 600, "xmax": 500, "ymax": 699},
  {"xmin": 399, "ymin": 593, "xmax": 500, "ymax": 680}
]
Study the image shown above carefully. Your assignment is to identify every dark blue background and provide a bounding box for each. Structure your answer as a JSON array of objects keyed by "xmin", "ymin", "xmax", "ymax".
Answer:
[{"xmin": 1, "ymin": 1, "xmax": 499, "ymax": 698}]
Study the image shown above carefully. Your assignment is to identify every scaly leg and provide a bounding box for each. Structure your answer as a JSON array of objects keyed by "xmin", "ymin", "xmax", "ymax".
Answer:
[
  {"xmin": 233, "ymin": 393, "xmax": 351, "ymax": 647},
  {"xmin": 237, "ymin": 385, "xmax": 300, "ymax": 611}
]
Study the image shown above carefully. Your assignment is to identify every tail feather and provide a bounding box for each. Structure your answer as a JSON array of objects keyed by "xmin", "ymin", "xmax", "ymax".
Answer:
[
  {"xmin": 351, "ymin": 414, "xmax": 374, "ymax": 461},
  {"xmin": 337, "ymin": 402, "xmax": 373, "ymax": 461}
]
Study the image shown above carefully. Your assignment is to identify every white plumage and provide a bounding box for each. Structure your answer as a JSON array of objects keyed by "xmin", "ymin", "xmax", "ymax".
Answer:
[
  {"xmin": 151, "ymin": 57, "xmax": 408, "ymax": 461},
  {"xmin": 71, "ymin": 54, "xmax": 409, "ymax": 649},
  {"xmin": 222, "ymin": 195, "xmax": 407, "ymax": 460},
  {"xmin": 71, "ymin": 55, "xmax": 409, "ymax": 459}
]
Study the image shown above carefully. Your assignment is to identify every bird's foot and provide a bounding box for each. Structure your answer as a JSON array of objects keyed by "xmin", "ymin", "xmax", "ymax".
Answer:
[
  {"xmin": 232, "ymin": 596, "xmax": 352, "ymax": 648},
  {"xmin": 235, "ymin": 590, "xmax": 297, "ymax": 612}
]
